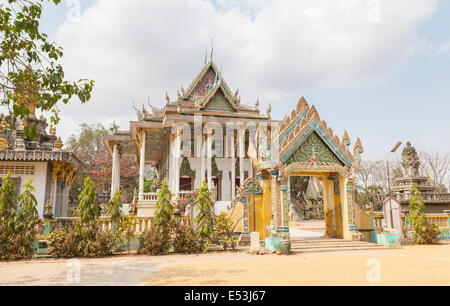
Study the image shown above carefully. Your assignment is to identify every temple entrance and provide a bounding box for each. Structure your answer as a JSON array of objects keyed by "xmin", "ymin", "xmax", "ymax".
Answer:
[{"xmin": 287, "ymin": 173, "xmax": 344, "ymax": 239}]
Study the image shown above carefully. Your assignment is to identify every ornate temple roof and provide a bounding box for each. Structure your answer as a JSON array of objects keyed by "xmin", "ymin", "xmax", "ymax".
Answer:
[
  {"xmin": 0, "ymin": 113, "xmax": 85, "ymax": 171},
  {"xmin": 279, "ymin": 97, "xmax": 363, "ymax": 170}
]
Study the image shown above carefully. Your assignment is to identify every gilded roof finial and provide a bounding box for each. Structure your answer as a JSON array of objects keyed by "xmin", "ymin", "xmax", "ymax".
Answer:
[
  {"xmin": 267, "ymin": 104, "xmax": 272, "ymax": 118},
  {"xmin": 210, "ymin": 38, "xmax": 214, "ymax": 62},
  {"xmin": 49, "ymin": 124, "xmax": 56, "ymax": 136},
  {"xmin": 165, "ymin": 92, "xmax": 170, "ymax": 104},
  {"xmin": 54, "ymin": 137, "xmax": 63, "ymax": 151}
]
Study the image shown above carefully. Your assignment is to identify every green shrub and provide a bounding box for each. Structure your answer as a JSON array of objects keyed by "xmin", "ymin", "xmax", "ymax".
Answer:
[
  {"xmin": 195, "ymin": 180, "xmax": 215, "ymax": 252},
  {"xmin": 0, "ymin": 175, "xmax": 40, "ymax": 261},
  {"xmin": 409, "ymin": 185, "xmax": 441, "ymax": 244},
  {"xmin": 172, "ymin": 221, "xmax": 201, "ymax": 254},
  {"xmin": 138, "ymin": 224, "xmax": 171, "ymax": 255},
  {"xmin": 214, "ymin": 212, "xmax": 238, "ymax": 251},
  {"xmin": 48, "ymin": 224, "xmax": 121, "ymax": 258},
  {"xmin": 47, "ymin": 227, "xmax": 80, "ymax": 258},
  {"xmin": 48, "ymin": 176, "xmax": 121, "ymax": 258}
]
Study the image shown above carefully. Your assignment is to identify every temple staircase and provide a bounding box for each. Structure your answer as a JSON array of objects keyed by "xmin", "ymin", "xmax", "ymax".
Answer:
[{"xmin": 289, "ymin": 238, "xmax": 398, "ymax": 254}]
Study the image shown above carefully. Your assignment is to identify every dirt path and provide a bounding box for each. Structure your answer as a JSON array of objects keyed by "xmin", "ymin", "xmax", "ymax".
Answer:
[
  {"xmin": 145, "ymin": 244, "xmax": 450, "ymax": 286},
  {"xmin": 1, "ymin": 244, "xmax": 449, "ymax": 286}
]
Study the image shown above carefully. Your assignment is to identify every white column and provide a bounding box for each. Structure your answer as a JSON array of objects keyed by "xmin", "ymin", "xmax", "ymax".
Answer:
[
  {"xmin": 175, "ymin": 128, "xmax": 181, "ymax": 194},
  {"xmin": 169, "ymin": 135, "xmax": 174, "ymax": 193},
  {"xmin": 239, "ymin": 129, "xmax": 245, "ymax": 187},
  {"xmin": 207, "ymin": 128, "xmax": 213, "ymax": 189},
  {"xmin": 111, "ymin": 144, "xmax": 120, "ymax": 197},
  {"xmin": 138, "ymin": 132, "xmax": 146, "ymax": 198},
  {"xmin": 231, "ymin": 130, "xmax": 236, "ymax": 199},
  {"xmin": 111, "ymin": 144, "xmax": 118, "ymax": 198},
  {"xmin": 52, "ymin": 180, "xmax": 58, "ymax": 216},
  {"xmin": 201, "ymin": 134, "xmax": 205, "ymax": 184}
]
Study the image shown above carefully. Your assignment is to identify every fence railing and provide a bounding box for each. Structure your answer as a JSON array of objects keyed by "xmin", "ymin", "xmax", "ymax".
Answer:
[
  {"xmin": 36, "ymin": 216, "xmax": 189, "ymax": 239},
  {"xmin": 401, "ymin": 214, "xmax": 450, "ymax": 230},
  {"xmin": 368, "ymin": 213, "xmax": 450, "ymax": 232}
]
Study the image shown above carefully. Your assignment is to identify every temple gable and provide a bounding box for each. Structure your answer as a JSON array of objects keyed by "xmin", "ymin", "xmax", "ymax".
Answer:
[
  {"xmin": 285, "ymin": 131, "xmax": 344, "ymax": 166},
  {"xmin": 201, "ymin": 88, "xmax": 236, "ymax": 112}
]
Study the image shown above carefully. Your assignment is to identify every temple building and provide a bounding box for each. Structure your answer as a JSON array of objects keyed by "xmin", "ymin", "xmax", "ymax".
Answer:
[
  {"xmin": 0, "ymin": 111, "xmax": 84, "ymax": 218},
  {"xmin": 104, "ymin": 60, "xmax": 274, "ymax": 217},
  {"xmin": 390, "ymin": 142, "xmax": 450, "ymax": 214}
]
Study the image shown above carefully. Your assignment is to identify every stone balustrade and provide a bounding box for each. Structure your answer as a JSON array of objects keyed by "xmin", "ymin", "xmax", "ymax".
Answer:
[{"xmin": 37, "ymin": 216, "xmax": 189, "ymax": 238}]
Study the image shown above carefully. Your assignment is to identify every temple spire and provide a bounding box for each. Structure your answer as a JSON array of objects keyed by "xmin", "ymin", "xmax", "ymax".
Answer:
[{"xmin": 210, "ymin": 38, "xmax": 214, "ymax": 62}]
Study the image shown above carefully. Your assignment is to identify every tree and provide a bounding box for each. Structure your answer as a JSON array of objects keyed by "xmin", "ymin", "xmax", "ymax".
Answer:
[
  {"xmin": 0, "ymin": 0, "xmax": 94, "ymax": 135},
  {"xmin": 195, "ymin": 180, "xmax": 215, "ymax": 252},
  {"xmin": 77, "ymin": 176, "xmax": 98, "ymax": 225},
  {"xmin": 106, "ymin": 190, "xmax": 123, "ymax": 226},
  {"xmin": 421, "ymin": 151, "xmax": 450, "ymax": 190},
  {"xmin": 153, "ymin": 179, "xmax": 173, "ymax": 231},
  {"xmin": 0, "ymin": 172, "xmax": 18, "ymax": 259},
  {"xmin": 65, "ymin": 123, "xmax": 138, "ymax": 202},
  {"xmin": 0, "ymin": 174, "xmax": 40, "ymax": 260},
  {"xmin": 409, "ymin": 184, "xmax": 440, "ymax": 244},
  {"xmin": 15, "ymin": 179, "xmax": 40, "ymax": 259}
]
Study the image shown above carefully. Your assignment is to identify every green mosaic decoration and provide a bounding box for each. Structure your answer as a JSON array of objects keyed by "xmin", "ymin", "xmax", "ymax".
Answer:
[
  {"xmin": 180, "ymin": 156, "xmax": 196, "ymax": 177},
  {"xmin": 243, "ymin": 179, "xmax": 263, "ymax": 195},
  {"xmin": 285, "ymin": 131, "xmax": 344, "ymax": 166},
  {"xmin": 203, "ymin": 89, "xmax": 234, "ymax": 112}
]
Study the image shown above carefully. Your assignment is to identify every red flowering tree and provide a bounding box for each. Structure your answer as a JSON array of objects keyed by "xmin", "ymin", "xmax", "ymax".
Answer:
[{"xmin": 66, "ymin": 123, "xmax": 138, "ymax": 205}]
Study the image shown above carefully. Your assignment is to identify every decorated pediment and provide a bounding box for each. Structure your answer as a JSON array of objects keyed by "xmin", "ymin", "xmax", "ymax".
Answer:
[
  {"xmin": 279, "ymin": 97, "xmax": 363, "ymax": 169},
  {"xmin": 242, "ymin": 178, "xmax": 263, "ymax": 195},
  {"xmin": 182, "ymin": 61, "xmax": 238, "ymax": 111},
  {"xmin": 199, "ymin": 86, "xmax": 236, "ymax": 112},
  {"xmin": 285, "ymin": 131, "xmax": 344, "ymax": 166}
]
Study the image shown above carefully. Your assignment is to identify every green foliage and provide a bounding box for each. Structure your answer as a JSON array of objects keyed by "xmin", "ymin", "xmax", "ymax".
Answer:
[
  {"xmin": 48, "ymin": 224, "xmax": 121, "ymax": 258},
  {"xmin": 118, "ymin": 214, "xmax": 137, "ymax": 254},
  {"xmin": 144, "ymin": 178, "xmax": 155, "ymax": 193},
  {"xmin": 356, "ymin": 184, "xmax": 384, "ymax": 211},
  {"xmin": 172, "ymin": 221, "xmax": 201, "ymax": 254},
  {"xmin": 195, "ymin": 180, "xmax": 215, "ymax": 252},
  {"xmin": 138, "ymin": 223, "xmax": 171, "ymax": 256},
  {"xmin": 0, "ymin": 0, "xmax": 94, "ymax": 128},
  {"xmin": 106, "ymin": 190, "xmax": 123, "ymax": 226},
  {"xmin": 77, "ymin": 176, "xmax": 98, "ymax": 225},
  {"xmin": 153, "ymin": 179, "xmax": 173, "ymax": 231},
  {"xmin": 0, "ymin": 174, "xmax": 40, "ymax": 260},
  {"xmin": 139, "ymin": 180, "xmax": 173, "ymax": 255},
  {"xmin": 409, "ymin": 184, "xmax": 441, "ymax": 245},
  {"xmin": 0, "ymin": 172, "xmax": 18, "ymax": 221},
  {"xmin": 48, "ymin": 177, "xmax": 120, "ymax": 258},
  {"xmin": 214, "ymin": 212, "xmax": 238, "ymax": 251}
]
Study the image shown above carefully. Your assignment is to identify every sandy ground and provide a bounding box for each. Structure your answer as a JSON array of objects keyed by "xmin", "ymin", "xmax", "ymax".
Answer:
[
  {"xmin": 0, "ymin": 223, "xmax": 449, "ymax": 286},
  {"xmin": 144, "ymin": 244, "xmax": 450, "ymax": 286},
  {"xmin": 1, "ymin": 244, "xmax": 449, "ymax": 286}
]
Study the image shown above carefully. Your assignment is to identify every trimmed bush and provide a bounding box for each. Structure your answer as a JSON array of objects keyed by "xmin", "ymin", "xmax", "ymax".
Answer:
[
  {"xmin": 139, "ymin": 224, "xmax": 171, "ymax": 255},
  {"xmin": 172, "ymin": 221, "xmax": 201, "ymax": 254},
  {"xmin": 48, "ymin": 224, "xmax": 121, "ymax": 258}
]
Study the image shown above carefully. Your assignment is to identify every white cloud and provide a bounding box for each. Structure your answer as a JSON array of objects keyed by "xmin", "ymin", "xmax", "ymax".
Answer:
[{"xmin": 51, "ymin": 0, "xmax": 437, "ymax": 141}]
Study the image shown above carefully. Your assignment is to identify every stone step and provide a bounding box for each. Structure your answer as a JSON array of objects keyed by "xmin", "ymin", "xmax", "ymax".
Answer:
[
  {"xmin": 290, "ymin": 243, "xmax": 382, "ymax": 250},
  {"xmin": 290, "ymin": 246, "xmax": 395, "ymax": 253},
  {"xmin": 290, "ymin": 239, "xmax": 362, "ymax": 244}
]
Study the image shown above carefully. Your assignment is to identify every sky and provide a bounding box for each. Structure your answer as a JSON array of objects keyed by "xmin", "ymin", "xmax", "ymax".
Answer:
[{"xmin": 3, "ymin": 0, "xmax": 450, "ymax": 161}]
